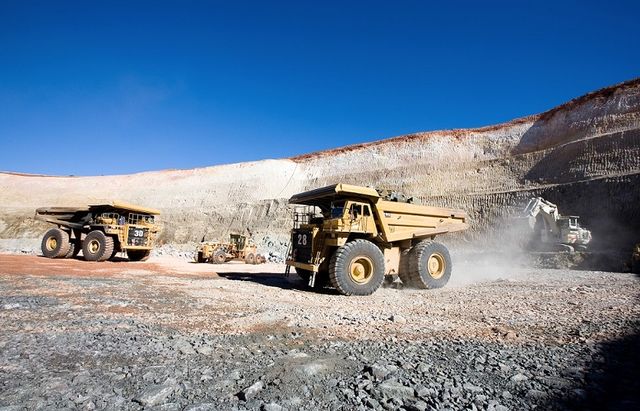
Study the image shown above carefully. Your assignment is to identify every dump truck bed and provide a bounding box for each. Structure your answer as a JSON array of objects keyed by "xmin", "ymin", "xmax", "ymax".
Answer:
[
  {"xmin": 34, "ymin": 207, "xmax": 93, "ymax": 229},
  {"xmin": 35, "ymin": 202, "xmax": 161, "ymax": 229},
  {"xmin": 375, "ymin": 199, "xmax": 468, "ymax": 242},
  {"xmin": 289, "ymin": 183, "xmax": 468, "ymax": 243}
]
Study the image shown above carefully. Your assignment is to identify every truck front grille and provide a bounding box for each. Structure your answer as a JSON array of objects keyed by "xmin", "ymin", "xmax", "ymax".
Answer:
[{"xmin": 128, "ymin": 226, "xmax": 149, "ymax": 247}]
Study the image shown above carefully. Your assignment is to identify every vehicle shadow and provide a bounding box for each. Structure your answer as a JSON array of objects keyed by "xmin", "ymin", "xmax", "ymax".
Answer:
[
  {"xmin": 542, "ymin": 327, "xmax": 640, "ymax": 410},
  {"xmin": 38, "ymin": 255, "xmax": 133, "ymax": 263},
  {"xmin": 217, "ymin": 272, "xmax": 340, "ymax": 295}
]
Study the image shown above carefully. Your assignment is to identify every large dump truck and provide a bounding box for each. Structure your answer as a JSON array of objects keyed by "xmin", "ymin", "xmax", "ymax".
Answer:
[
  {"xmin": 35, "ymin": 202, "xmax": 160, "ymax": 262},
  {"xmin": 286, "ymin": 184, "xmax": 469, "ymax": 295}
]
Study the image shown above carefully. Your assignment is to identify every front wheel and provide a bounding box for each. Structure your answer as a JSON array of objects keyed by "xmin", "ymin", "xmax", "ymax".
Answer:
[
  {"xmin": 128, "ymin": 249, "xmax": 151, "ymax": 262},
  {"xmin": 329, "ymin": 239, "xmax": 385, "ymax": 296},
  {"xmin": 210, "ymin": 249, "xmax": 227, "ymax": 264}
]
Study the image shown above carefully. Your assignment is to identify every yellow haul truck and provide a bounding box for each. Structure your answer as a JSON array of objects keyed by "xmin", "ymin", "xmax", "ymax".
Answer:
[
  {"xmin": 286, "ymin": 184, "xmax": 469, "ymax": 295},
  {"xmin": 35, "ymin": 202, "xmax": 160, "ymax": 262}
]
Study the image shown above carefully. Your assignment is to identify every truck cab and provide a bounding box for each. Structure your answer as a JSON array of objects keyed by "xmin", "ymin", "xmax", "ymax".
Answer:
[{"xmin": 323, "ymin": 200, "xmax": 377, "ymax": 235}]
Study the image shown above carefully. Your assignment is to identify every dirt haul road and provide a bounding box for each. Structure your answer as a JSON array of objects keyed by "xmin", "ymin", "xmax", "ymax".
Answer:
[{"xmin": 0, "ymin": 254, "xmax": 639, "ymax": 410}]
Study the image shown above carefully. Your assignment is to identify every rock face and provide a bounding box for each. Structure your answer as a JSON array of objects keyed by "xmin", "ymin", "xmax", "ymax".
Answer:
[{"xmin": 1, "ymin": 78, "xmax": 639, "ymax": 255}]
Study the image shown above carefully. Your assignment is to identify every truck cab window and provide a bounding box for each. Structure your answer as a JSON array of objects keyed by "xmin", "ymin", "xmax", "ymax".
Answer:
[
  {"xmin": 349, "ymin": 204, "xmax": 362, "ymax": 219},
  {"xmin": 330, "ymin": 201, "xmax": 345, "ymax": 218}
]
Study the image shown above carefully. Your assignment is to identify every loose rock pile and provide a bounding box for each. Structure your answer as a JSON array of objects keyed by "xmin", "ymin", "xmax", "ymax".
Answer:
[
  {"xmin": 0, "ymin": 256, "xmax": 638, "ymax": 410},
  {"xmin": 1, "ymin": 315, "xmax": 637, "ymax": 410}
]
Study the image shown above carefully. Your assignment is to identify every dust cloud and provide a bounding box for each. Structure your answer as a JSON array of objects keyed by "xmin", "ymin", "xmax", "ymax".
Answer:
[{"xmin": 448, "ymin": 221, "xmax": 533, "ymax": 287}]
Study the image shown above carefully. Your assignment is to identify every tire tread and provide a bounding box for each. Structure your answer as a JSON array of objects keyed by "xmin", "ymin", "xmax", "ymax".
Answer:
[
  {"xmin": 406, "ymin": 240, "xmax": 452, "ymax": 289},
  {"xmin": 41, "ymin": 228, "xmax": 71, "ymax": 258},
  {"xmin": 328, "ymin": 239, "xmax": 385, "ymax": 296}
]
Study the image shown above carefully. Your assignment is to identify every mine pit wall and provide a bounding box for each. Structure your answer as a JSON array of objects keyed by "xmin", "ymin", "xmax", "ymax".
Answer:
[
  {"xmin": 0, "ymin": 160, "xmax": 307, "ymax": 253},
  {"xmin": 0, "ymin": 79, "xmax": 639, "ymax": 265}
]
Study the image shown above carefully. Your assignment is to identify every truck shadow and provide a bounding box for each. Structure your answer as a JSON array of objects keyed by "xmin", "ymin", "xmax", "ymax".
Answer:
[
  {"xmin": 217, "ymin": 272, "xmax": 340, "ymax": 294},
  {"xmin": 37, "ymin": 255, "xmax": 132, "ymax": 263},
  {"xmin": 541, "ymin": 327, "xmax": 640, "ymax": 410}
]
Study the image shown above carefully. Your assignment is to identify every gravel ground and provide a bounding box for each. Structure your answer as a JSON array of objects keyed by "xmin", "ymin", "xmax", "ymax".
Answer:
[{"xmin": 0, "ymin": 254, "xmax": 638, "ymax": 410}]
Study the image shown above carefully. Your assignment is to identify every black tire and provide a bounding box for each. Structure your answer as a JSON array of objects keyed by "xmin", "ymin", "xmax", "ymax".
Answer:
[
  {"xmin": 210, "ymin": 249, "xmax": 226, "ymax": 264},
  {"xmin": 64, "ymin": 241, "xmax": 82, "ymax": 259},
  {"xmin": 397, "ymin": 248, "xmax": 412, "ymax": 286},
  {"xmin": 41, "ymin": 228, "xmax": 71, "ymax": 258},
  {"xmin": 196, "ymin": 251, "xmax": 205, "ymax": 263},
  {"xmin": 405, "ymin": 241, "xmax": 452, "ymax": 289},
  {"xmin": 328, "ymin": 239, "xmax": 385, "ymax": 296},
  {"xmin": 82, "ymin": 231, "xmax": 114, "ymax": 262},
  {"xmin": 245, "ymin": 253, "xmax": 256, "ymax": 265},
  {"xmin": 128, "ymin": 249, "xmax": 151, "ymax": 262}
]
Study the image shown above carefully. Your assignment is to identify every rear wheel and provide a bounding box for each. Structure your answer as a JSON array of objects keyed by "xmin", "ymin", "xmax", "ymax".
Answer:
[
  {"xmin": 64, "ymin": 232, "xmax": 82, "ymax": 259},
  {"xmin": 82, "ymin": 231, "xmax": 114, "ymax": 262},
  {"xmin": 405, "ymin": 241, "xmax": 451, "ymax": 289},
  {"xmin": 64, "ymin": 241, "xmax": 82, "ymax": 259},
  {"xmin": 398, "ymin": 248, "xmax": 412, "ymax": 286},
  {"xmin": 41, "ymin": 228, "xmax": 71, "ymax": 258},
  {"xmin": 329, "ymin": 239, "xmax": 385, "ymax": 296},
  {"xmin": 128, "ymin": 249, "xmax": 151, "ymax": 262},
  {"xmin": 245, "ymin": 253, "xmax": 256, "ymax": 265}
]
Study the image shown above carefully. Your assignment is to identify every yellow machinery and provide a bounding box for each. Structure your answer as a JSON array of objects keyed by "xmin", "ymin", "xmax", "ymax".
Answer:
[
  {"xmin": 35, "ymin": 202, "xmax": 160, "ymax": 262},
  {"xmin": 286, "ymin": 184, "xmax": 469, "ymax": 295},
  {"xmin": 195, "ymin": 234, "xmax": 264, "ymax": 265}
]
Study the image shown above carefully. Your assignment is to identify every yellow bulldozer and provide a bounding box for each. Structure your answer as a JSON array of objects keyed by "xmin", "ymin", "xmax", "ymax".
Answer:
[{"xmin": 195, "ymin": 234, "xmax": 265, "ymax": 265}]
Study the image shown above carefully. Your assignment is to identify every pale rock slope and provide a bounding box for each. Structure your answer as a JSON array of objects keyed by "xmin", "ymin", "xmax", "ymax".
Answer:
[{"xmin": 1, "ymin": 78, "xmax": 639, "ymax": 254}]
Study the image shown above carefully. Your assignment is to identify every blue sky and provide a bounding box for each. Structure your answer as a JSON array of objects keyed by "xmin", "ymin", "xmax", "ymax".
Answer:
[{"xmin": 0, "ymin": 1, "xmax": 638, "ymax": 176}]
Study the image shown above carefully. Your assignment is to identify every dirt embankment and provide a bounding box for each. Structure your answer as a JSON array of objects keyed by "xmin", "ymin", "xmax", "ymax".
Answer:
[{"xmin": 1, "ymin": 78, "xmax": 639, "ymax": 257}]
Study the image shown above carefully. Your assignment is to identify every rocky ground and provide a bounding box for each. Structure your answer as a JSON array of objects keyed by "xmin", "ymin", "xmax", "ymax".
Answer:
[{"xmin": 0, "ymin": 254, "xmax": 638, "ymax": 410}]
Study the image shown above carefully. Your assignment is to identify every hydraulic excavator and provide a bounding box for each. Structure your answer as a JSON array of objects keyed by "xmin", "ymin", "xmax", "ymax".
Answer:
[{"xmin": 519, "ymin": 197, "xmax": 592, "ymax": 252}]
